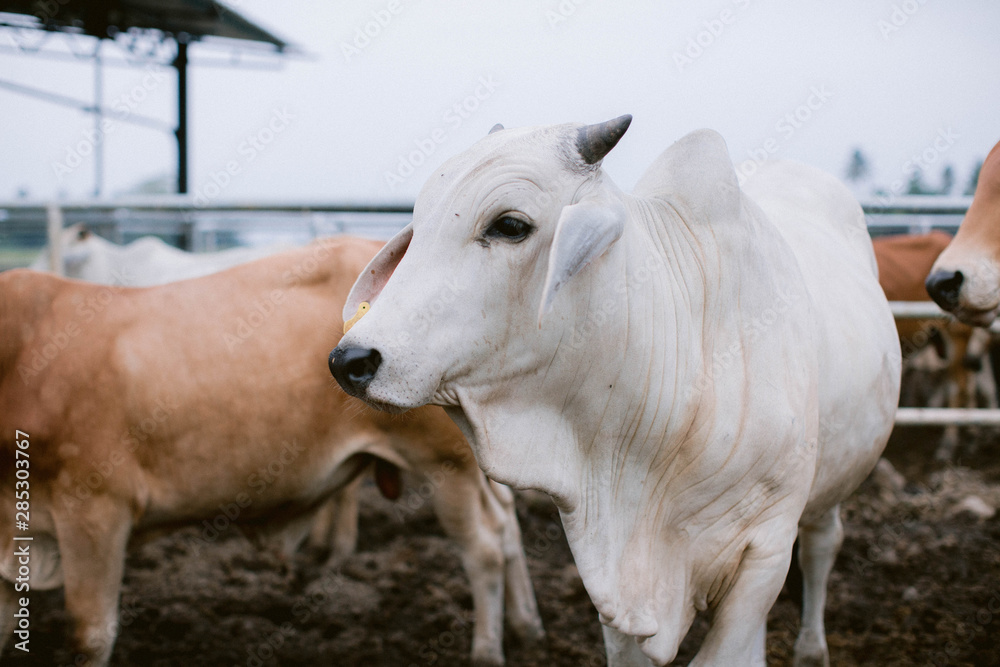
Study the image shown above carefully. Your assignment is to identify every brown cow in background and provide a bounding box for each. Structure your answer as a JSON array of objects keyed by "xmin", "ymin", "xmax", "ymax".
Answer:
[
  {"xmin": 25, "ymin": 226, "xmax": 370, "ymax": 570},
  {"xmin": 0, "ymin": 238, "xmax": 543, "ymax": 666},
  {"xmin": 927, "ymin": 138, "xmax": 1000, "ymax": 325},
  {"xmin": 873, "ymin": 231, "xmax": 997, "ymax": 459}
]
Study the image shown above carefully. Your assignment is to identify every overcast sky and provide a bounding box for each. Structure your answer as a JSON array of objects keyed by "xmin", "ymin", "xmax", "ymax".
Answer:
[{"xmin": 1, "ymin": 0, "xmax": 998, "ymax": 204}]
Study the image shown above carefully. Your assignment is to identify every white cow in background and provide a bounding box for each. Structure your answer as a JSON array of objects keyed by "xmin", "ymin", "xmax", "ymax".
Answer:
[
  {"xmin": 330, "ymin": 117, "xmax": 901, "ymax": 666},
  {"xmin": 30, "ymin": 224, "xmax": 289, "ymax": 285}
]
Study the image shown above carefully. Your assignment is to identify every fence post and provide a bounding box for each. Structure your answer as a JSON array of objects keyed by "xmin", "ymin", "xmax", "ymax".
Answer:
[{"xmin": 46, "ymin": 202, "xmax": 64, "ymax": 276}]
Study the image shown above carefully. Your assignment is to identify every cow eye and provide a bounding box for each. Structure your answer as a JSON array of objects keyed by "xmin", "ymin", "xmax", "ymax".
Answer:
[{"xmin": 483, "ymin": 216, "xmax": 533, "ymax": 244}]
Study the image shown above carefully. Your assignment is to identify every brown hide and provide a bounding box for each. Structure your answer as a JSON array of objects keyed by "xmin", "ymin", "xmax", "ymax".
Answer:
[
  {"xmin": 873, "ymin": 231, "xmax": 955, "ymax": 352},
  {"xmin": 874, "ymin": 230, "xmax": 953, "ymax": 302},
  {"xmin": 0, "ymin": 237, "xmax": 541, "ymax": 665},
  {"xmin": 872, "ymin": 231, "xmax": 995, "ymax": 460},
  {"xmin": 946, "ymin": 140, "xmax": 1000, "ymax": 264},
  {"xmin": 0, "ymin": 238, "xmax": 422, "ymax": 524}
]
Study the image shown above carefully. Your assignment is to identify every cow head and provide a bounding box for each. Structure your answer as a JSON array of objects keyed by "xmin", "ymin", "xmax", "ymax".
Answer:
[
  {"xmin": 29, "ymin": 224, "xmax": 95, "ymax": 277},
  {"xmin": 926, "ymin": 139, "xmax": 1000, "ymax": 326},
  {"xmin": 330, "ymin": 116, "xmax": 632, "ymax": 432}
]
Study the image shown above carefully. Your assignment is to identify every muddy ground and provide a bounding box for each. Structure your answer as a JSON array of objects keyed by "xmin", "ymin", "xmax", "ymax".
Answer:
[{"xmin": 7, "ymin": 426, "xmax": 1000, "ymax": 667}]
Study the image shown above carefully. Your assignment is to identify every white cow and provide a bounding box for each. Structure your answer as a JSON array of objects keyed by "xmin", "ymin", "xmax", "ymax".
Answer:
[
  {"xmin": 30, "ymin": 224, "xmax": 287, "ymax": 285},
  {"xmin": 329, "ymin": 117, "xmax": 901, "ymax": 666}
]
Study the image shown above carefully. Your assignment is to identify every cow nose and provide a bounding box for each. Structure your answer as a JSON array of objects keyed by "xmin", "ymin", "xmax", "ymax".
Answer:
[
  {"xmin": 925, "ymin": 270, "xmax": 964, "ymax": 311},
  {"xmin": 329, "ymin": 346, "xmax": 382, "ymax": 395}
]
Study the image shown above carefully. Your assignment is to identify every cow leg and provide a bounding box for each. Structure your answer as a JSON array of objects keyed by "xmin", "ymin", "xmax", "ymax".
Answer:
[
  {"xmin": 267, "ymin": 509, "xmax": 324, "ymax": 568},
  {"xmin": 306, "ymin": 498, "xmax": 335, "ymax": 552},
  {"xmin": 486, "ymin": 480, "xmax": 544, "ymax": 643},
  {"xmin": 935, "ymin": 372, "xmax": 964, "ymax": 461},
  {"xmin": 793, "ymin": 506, "xmax": 843, "ymax": 667},
  {"xmin": 973, "ymin": 355, "xmax": 999, "ymax": 453},
  {"xmin": 689, "ymin": 531, "xmax": 795, "ymax": 667},
  {"xmin": 53, "ymin": 499, "xmax": 132, "ymax": 667},
  {"xmin": 936, "ymin": 427, "xmax": 960, "ymax": 462},
  {"xmin": 324, "ymin": 478, "xmax": 361, "ymax": 566},
  {"xmin": 750, "ymin": 621, "xmax": 767, "ymax": 667},
  {"xmin": 0, "ymin": 580, "xmax": 17, "ymax": 657},
  {"xmin": 307, "ymin": 476, "xmax": 362, "ymax": 566},
  {"xmin": 429, "ymin": 466, "xmax": 507, "ymax": 666},
  {"xmin": 975, "ymin": 354, "xmax": 998, "ymax": 409},
  {"xmin": 601, "ymin": 625, "xmax": 654, "ymax": 667}
]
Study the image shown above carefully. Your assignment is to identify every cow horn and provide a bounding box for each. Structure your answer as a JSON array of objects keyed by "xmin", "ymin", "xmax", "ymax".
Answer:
[
  {"xmin": 489, "ymin": 123, "xmax": 504, "ymax": 134},
  {"xmin": 575, "ymin": 115, "xmax": 632, "ymax": 164}
]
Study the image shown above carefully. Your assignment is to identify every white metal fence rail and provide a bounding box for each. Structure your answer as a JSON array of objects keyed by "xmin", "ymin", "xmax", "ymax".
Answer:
[
  {"xmin": 894, "ymin": 408, "xmax": 1000, "ymax": 426},
  {"xmin": 1, "ymin": 196, "xmax": 994, "ymax": 427},
  {"xmin": 888, "ymin": 300, "xmax": 1000, "ymax": 427}
]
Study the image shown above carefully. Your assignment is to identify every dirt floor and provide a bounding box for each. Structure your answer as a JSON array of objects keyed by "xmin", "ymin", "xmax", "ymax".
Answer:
[{"xmin": 7, "ymin": 426, "xmax": 1000, "ymax": 667}]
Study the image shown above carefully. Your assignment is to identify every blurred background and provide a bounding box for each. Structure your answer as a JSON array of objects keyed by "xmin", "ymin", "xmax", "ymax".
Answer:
[{"xmin": 0, "ymin": 0, "xmax": 997, "ymax": 260}]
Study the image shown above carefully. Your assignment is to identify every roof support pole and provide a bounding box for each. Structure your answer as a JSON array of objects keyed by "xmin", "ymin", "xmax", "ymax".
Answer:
[
  {"xmin": 173, "ymin": 38, "xmax": 188, "ymax": 195},
  {"xmin": 93, "ymin": 40, "xmax": 103, "ymax": 198},
  {"xmin": 46, "ymin": 203, "xmax": 64, "ymax": 276}
]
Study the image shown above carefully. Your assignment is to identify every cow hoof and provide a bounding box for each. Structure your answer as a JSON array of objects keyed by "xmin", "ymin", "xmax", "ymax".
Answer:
[
  {"xmin": 510, "ymin": 619, "xmax": 545, "ymax": 645},
  {"xmin": 934, "ymin": 431, "xmax": 960, "ymax": 462},
  {"xmin": 471, "ymin": 645, "xmax": 505, "ymax": 667},
  {"xmin": 793, "ymin": 633, "xmax": 829, "ymax": 667},
  {"xmin": 792, "ymin": 649, "xmax": 830, "ymax": 667},
  {"xmin": 302, "ymin": 544, "xmax": 332, "ymax": 565}
]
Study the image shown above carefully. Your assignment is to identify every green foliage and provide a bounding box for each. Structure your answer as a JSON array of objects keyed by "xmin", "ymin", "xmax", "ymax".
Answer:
[
  {"xmin": 846, "ymin": 148, "xmax": 870, "ymax": 182},
  {"xmin": 938, "ymin": 165, "xmax": 954, "ymax": 195},
  {"xmin": 965, "ymin": 160, "xmax": 982, "ymax": 196},
  {"xmin": 906, "ymin": 170, "xmax": 932, "ymax": 195}
]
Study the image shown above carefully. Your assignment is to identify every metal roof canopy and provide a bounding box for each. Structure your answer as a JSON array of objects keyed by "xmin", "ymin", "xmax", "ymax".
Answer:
[{"xmin": 0, "ymin": 0, "xmax": 293, "ymax": 195}]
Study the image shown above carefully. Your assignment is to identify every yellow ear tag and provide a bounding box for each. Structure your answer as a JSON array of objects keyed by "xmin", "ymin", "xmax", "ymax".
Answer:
[{"xmin": 343, "ymin": 302, "xmax": 370, "ymax": 334}]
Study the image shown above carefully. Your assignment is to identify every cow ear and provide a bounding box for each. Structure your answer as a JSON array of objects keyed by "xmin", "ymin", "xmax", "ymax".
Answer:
[
  {"xmin": 538, "ymin": 197, "xmax": 626, "ymax": 324},
  {"xmin": 343, "ymin": 224, "xmax": 413, "ymax": 323}
]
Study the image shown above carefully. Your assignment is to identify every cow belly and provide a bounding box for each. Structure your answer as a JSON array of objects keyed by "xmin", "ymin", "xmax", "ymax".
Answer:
[
  {"xmin": 807, "ymin": 270, "xmax": 899, "ymax": 516},
  {"xmin": 135, "ymin": 445, "xmax": 373, "ymax": 528},
  {"xmin": 746, "ymin": 169, "xmax": 901, "ymax": 519}
]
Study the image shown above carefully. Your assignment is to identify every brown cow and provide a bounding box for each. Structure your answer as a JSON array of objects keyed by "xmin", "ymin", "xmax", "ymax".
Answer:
[
  {"xmin": 927, "ymin": 139, "xmax": 1000, "ymax": 325},
  {"xmin": 873, "ymin": 231, "xmax": 997, "ymax": 459},
  {"xmin": 25, "ymin": 227, "xmax": 370, "ymax": 567},
  {"xmin": 0, "ymin": 237, "xmax": 543, "ymax": 666}
]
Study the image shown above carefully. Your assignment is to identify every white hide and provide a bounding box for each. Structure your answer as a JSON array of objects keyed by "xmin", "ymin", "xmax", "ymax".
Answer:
[
  {"xmin": 30, "ymin": 225, "xmax": 287, "ymax": 286},
  {"xmin": 336, "ymin": 123, "xmax": 901, "ymax": 665}
]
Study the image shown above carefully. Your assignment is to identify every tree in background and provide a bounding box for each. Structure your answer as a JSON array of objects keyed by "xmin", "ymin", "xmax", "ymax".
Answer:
[
  {"xmin": 845, "ymin": 148, "xmax": 871, "ymax": 184},
  {"xmin": 938, "ymin": 165, "xmax": 955, "ymax": 195},
  {"xmin": 906, "ymin": 169, "xmax": 933, "ymax": 195},
  {"xmin": 965, "ymin": 160, "xmax": 983, "ymax": 195}
]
